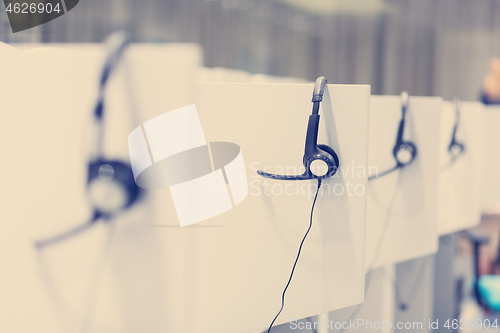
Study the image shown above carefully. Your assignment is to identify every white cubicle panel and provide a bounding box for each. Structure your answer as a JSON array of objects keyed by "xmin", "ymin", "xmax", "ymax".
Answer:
[
  {"xmin": 249, "ymin": 73, "xmax": 310, "ymax": 83},
  {"xmin": 481, "ymin": 106, "xmax": 500, "ymax": 213},
  {"xmin": 366, "ymin": 96, "xmax": 441, "ymax": 270},
  {"xmin": 0, "ymin": 44, "xmax": 201, "ymax": 333},
  {"xmin": 329, "ymin": 266, "xmax": 395, "ymax": 333},
  {"xmin": 197, "ymin": 66, "xmax": 252, "ymax": 82},
  {"xmin": 175, "ymin": 83, "xmax": 368, "ymax": 333},
  {"xmin": 196, "ymin": 66, "xmax": 309, "ymax": 84},
  {"xmin": 437, "ymin": 101, "xmax": 483, "ymax": 235}
]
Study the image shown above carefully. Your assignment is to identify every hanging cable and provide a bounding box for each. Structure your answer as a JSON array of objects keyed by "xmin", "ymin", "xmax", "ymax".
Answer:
[
  {"xmin": 385, "ymin": 256, "xmax": 428, "ymax": 311},
  {"xmin": 336, "ymin": 169, "xmax": 405, "ymax": 333},
  {"xmin": 80, "ymin": 219, "xmax": 119, "ymax": 333},
  {"xmin": 35, "ymin": 212, "xmax": 102, "ymax": 249},
  {"xmin": 267, "ymin": 179, "xmax": 322, "ymax": 333}
]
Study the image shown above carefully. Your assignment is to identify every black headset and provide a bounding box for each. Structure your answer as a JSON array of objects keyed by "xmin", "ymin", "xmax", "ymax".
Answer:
[
  {"xmin": 448, "ymin": 98, "xmax": 466, "ymax": 161},
  {"xmin": 257, "ymin": 76, "xmax": 339, "ymax": 181},
  {"xmin": 369, "ymin": 91, "xmax": 417, "ymax": 180},
  {"xmin": 35, "ymin": 33, "xmax": 141, "ymax": 249}
]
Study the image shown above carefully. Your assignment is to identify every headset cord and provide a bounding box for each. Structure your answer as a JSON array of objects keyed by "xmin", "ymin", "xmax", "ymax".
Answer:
[
  {"xmin": 439, "ymin": 155, "xmax": 461, "ymax": 173},
  {"xmin": 385, "ymin": 256, "xmax": 428, "ymax": 311},
  {"xmin": 337, "ymin": 169, "xmax": 405, "ymax": 333},
  {"xmin": 80, "ymin": 219, "xmax": 118, "ymax": 333},
  {"xmin": 267, "ymin": 178, "xmax": 322, "ymax": 333},
  {"xmin": 368, "ymin": 165, "xmax": 400, "ymax": 181},
  {"xmin": 35, "ymin": 212, "xmax": 102, "ymax": 249}
]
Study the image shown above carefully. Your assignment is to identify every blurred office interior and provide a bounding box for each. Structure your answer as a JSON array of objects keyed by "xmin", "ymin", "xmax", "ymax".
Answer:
[{"xmin": 3, "ymin": 1, "xmax": 500, "ymax": 333}]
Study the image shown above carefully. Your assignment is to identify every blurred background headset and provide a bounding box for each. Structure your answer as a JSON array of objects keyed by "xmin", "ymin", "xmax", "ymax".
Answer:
[
  {"xmin": 35, "ymin": 32, "xmax": 142, "ymax": 249},
  {"xmin": 448, "ymin": 98, "xmax": 466, "ymax": 163},
  {"xmin": 369, "ymin": 91, "xmax": 417, "ymax": 181}
]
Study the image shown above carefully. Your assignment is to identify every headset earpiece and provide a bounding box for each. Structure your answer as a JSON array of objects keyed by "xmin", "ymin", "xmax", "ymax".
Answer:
[
  {"xmin": 257, "ymin": 77, "xmax": 339, "ymax": 181},
  {"xmin": 449, "ymin": 141, "xmax": 465, "ymax": 158},
  {"xmin": 310, "ymin": 144, "xmax": 339, "ymax": 177},
  {"xmin": 370, "ymin": 91, "xmax": 417, "ymax": 180},
  {"xmin": 88, "ymin": 160, "xmax": 140, "ymax": 216},
  {"xmin": 394, "ymin": 141, "xmax": 417, "ymax": 166},
  {"xmin": 448, "ymin": 98, "xmax": 466, "ymax": 161},
  {"xmin": 393, "ymin": 91, "xmax": 417, "ymax": 167},
  {"xmin": 318, "ymin": 144, "xmax": 339, "ymax": 170}
]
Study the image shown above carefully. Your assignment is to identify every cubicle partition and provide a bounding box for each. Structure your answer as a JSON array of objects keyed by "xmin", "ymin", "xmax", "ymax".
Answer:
[
  {"xmin": 193, "ymin": 82, "xmax": 370, "ymax": 332},
  {"xmin": 437, "ymin": 101, "xmax": 483, "ymax": 235},
  {"xmin": 365, "ymin": 96, "xmax": 442, "ymax": 270},
  {"xmin": 0, "ymin": 44, "xmax": 202, "ymax": 333}
]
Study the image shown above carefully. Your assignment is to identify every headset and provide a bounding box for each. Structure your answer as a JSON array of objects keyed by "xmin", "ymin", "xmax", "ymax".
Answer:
[
  {"xmin": 258, "ymin": 77, "xmax": 339, "ymax": 333},
  {"xmin": 447, "ymin": 98, "xmax": 466, "ymax": 162},
  {"xmin": 369, "ymin": 91, "xmax": 417, "ymax": 180},
  {"xmin": 35, "ymin": 32, "xmax": 141, "ymax": 249},
  {"xmin": 257, "ymin": 76, "xmax": 339, "ymax": 181}
]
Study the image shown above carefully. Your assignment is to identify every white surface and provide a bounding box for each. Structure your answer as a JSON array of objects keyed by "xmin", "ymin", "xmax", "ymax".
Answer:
[
  {"xmin": 196, "ymin": 66, "xmax": 309, "ymax": 84},
  {"xmin": 197, "ymin": 66, "xmax": 252, "ymax": 82},
  {"xmin": 191, "ymin": 83, "xmax": 370, "ymax": 333},
  {"xmin": 329, "ymin": 265, "xmax": 395, "ymax": 333},
  {"xmin": 481, "ymin": 105, "xmax": 500, "ymax": 213},
  {"xmin": 128, "ymin": 126, "xmax": 152, "ymax": 179},
  {"xmin": 0, "ymin": 44, "xmax": 201, "ymax": 333},
  {"xmin": 142, "ymin": 104, "xmax": 207, "ymax": 161},
  {"xmin": 225, "ymin": 151, "xmax": 249, "ymax": 205},
  {"xmin": 169, "ymin": 169, "xmax": 233, "ymax": 226},
  {"xmin": 130, "ymin": 104, "xmax": 249, "ymax": 226},
  {"xmin": 394, "ymin": 256, "xmax": 435, "ymax": 333},
  {"xmin": 437, "ymin": 101, "xmax": 483, "ymax": 235},
  {"xmin": 366, "ymin": 96, "xmax": 441, "ymax": 270}
]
